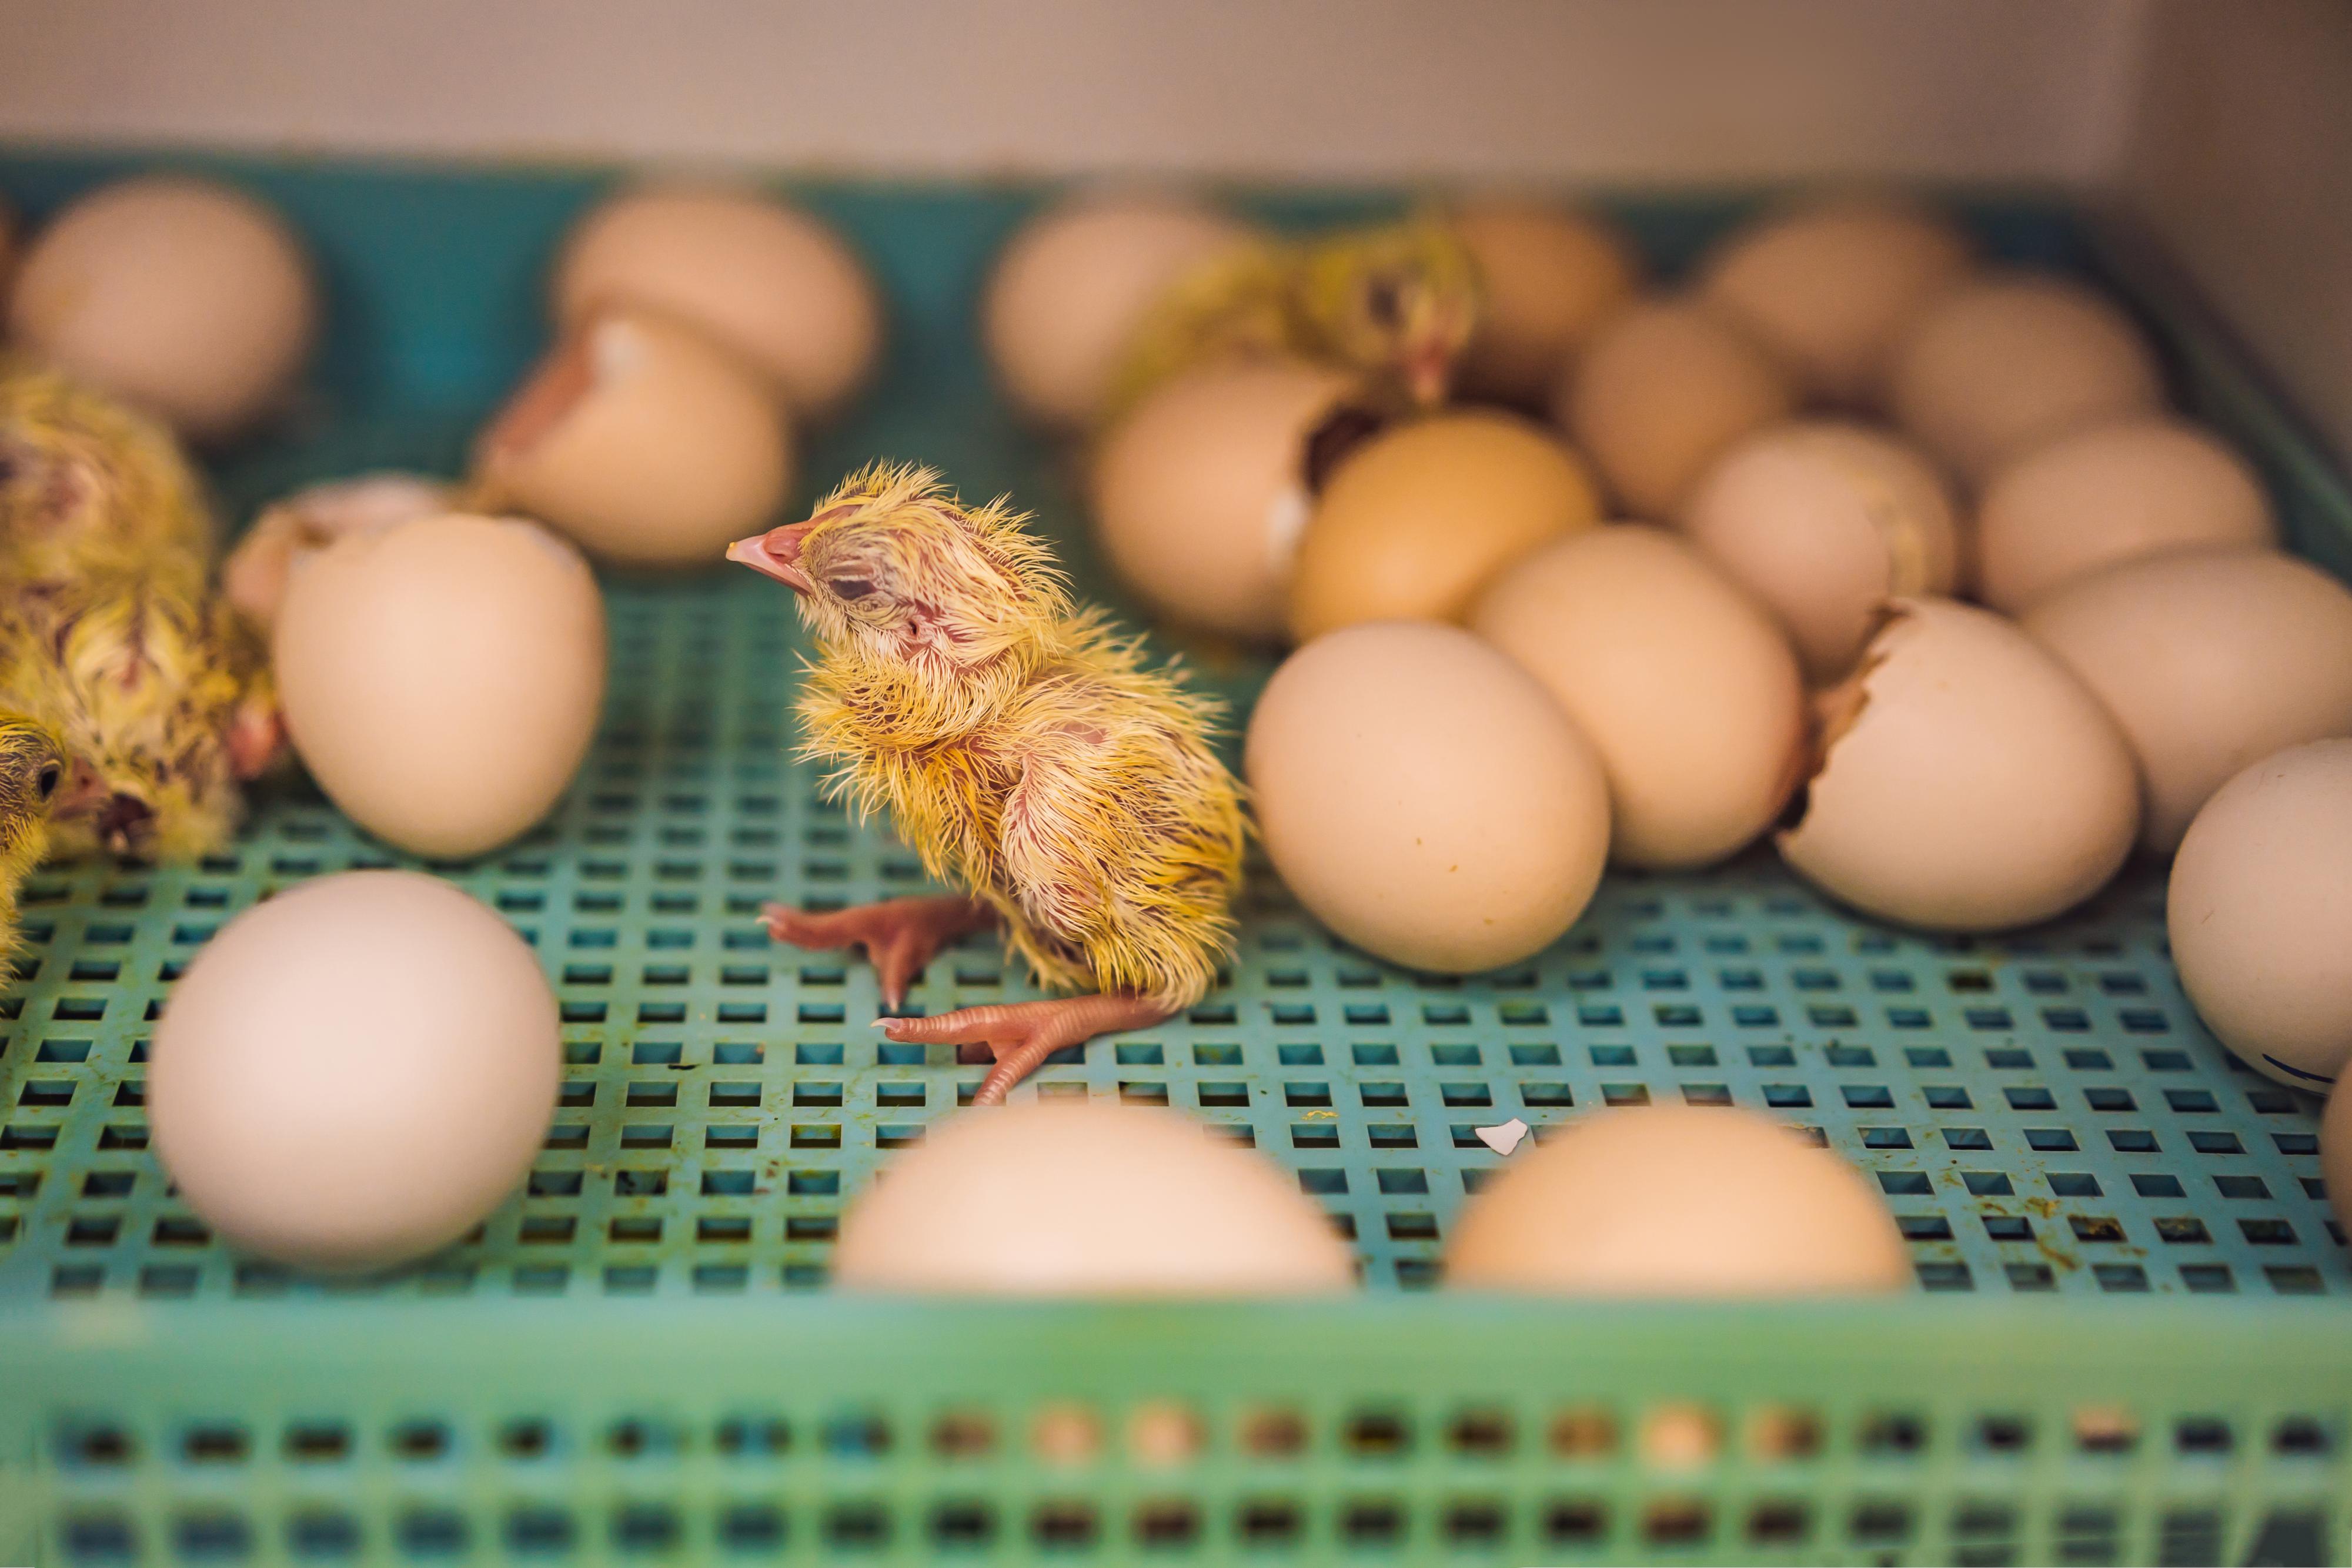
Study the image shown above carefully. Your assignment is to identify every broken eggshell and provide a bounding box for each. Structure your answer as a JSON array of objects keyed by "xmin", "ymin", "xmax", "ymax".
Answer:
[
  {"xmin": 1778, "ymin": 598, "xmax": 2139, "ymax": 931},
  {"xmin": 225, "ymin": 473, "xmax": 456, "ymax": 633}
]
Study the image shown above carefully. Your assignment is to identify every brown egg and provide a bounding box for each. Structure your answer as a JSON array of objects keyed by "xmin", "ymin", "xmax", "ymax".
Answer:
[
  {"xmin": 1779, "ymin": 599, "xmax": 2139, "ymax": 930},
  {"xmin": 1976, "ymin": 418, "xmax": 2276, "ymax": 613},
  {"xmin": 1697, "ymin": 196, "xmax": 1973, "ymax": 406},
  {"xmin": 1247, "ymin": 622, "xmax": 1610, "ymax": 972},
  {"xmin": 274, "ymin": 512, "xmax": 606, "ymax": 858},
  {"xmin": 1289, "ymin": 410, "xmax": 1602, "ymax": 641},
  {"xmin": 2022, "ymin": 549, "xmax": 2352, "ymax": 852},
  {"xmin": 1472, "ymin": 527, "xmax": 1805, "ymax": 870},
  {"xmin": 554, "ymin": 184, "xmax": 881, "ymax": 419},
  {"xmin": 985, "ymin": 192, "xmax": 1259, "ymax": 429},
  {"xmin": 2169, "ymin": 740, "xmax": 2352, "ymax": 1092},
  {"xmin": 476, "ymin": 307, "xmax": 794, "ymax": 567},
  {"xmin": 1558, "ymin": 299, "xmax": 1795, "ymax": 520},
  {"xmin": 1444, "ymin": 1106, "xmax": 1911, "ymax": 1295},
  {"xmin": 224, "ymin": 473, "xmax": 457, "ymax": 633},
  {"xmin": 2327, "ymin": 1078, "xmax": 2352, "ymax": 1240},
  {"xmin": 1450, "ymin": 199, "xmax": 1642, "ymax": 405},
  {"xmin": 1887, "ymin": 275, "xmax": 2163, "ymax": 484},
  {"xmin": 1679, "ymin": 422, "xmax": 1961, "ymax": 682},
  {"xmin": 834, "ymin": 1103, "xmax": 1353, "ymax": 1294},
  {"xmin": 1090, "ymin": 358, "xmax": 1355, "ymax": 639},
  {"xmin": 8, "ymin": 174, "xmax": 318, "ymax": 442}
]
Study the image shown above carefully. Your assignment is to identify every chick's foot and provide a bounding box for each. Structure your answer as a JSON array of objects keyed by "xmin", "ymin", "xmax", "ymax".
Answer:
[
  {"xmin": 762, "ymin": 895, "xmax": 994, "ymax": 1010},
  {"xmin": 880, "ymin": 995, "xmax": 1172, "ymax": 1105}
]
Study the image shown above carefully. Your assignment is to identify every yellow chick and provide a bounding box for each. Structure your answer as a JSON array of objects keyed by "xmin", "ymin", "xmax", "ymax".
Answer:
[
  {"xmin": 1105, "ymin": 217, "xmax": 1482, "ymax": 423},
  {"xmin": 729, "ymin": 463, "xmax": 1247, "ymax": 1104},
  {"xmin": 0, "ymin": 359, "xmax": 213, "ymax": 587},
  {"xmin": 0, "ymin": 716, "xmax": 65, "ymax": 978}
]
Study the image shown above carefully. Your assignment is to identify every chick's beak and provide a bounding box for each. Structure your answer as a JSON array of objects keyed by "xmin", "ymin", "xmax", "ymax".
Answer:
[
  {"xmin": 726, "ymin": 521, "xmax": 818, "ymax": 592},
  {"xmin": 1403, "ymin": 335, "xmax": 1454, "ymax": 407}
]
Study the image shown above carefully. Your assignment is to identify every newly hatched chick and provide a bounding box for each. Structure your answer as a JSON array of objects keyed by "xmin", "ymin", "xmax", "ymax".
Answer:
[
  {"xmin": 1105, "ymin": 218, "xmax": 1481, "ymax": 424},
  {"xmin": 0, "ymin": 359, "xmax": 213, "ymax": 586},
  {"xmin": 730, "ymin": 463, "xmax": 1247, "ymax": 1104},
  {"xmin": 0, "ymin": 716, "xmax": 65, "ymax": 978}
]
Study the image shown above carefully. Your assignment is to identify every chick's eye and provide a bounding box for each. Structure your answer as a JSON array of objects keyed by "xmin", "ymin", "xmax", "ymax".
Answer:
[
  {"xmin": 826, "ymin": 576, "xmax": 877, "ymax": 602},
  {"xmin": 1364, "ymin": 276, "xmax": 1404, "ymax": 327},
  {"xmin": 36, "ymin": 764, "xmax": 60, "ymax": 802}
]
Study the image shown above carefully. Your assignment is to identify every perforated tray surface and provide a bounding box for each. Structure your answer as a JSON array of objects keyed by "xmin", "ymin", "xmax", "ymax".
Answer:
[{"xmin": 1, "ymin": 153, "xmax": 2349, "ymax": 1566}]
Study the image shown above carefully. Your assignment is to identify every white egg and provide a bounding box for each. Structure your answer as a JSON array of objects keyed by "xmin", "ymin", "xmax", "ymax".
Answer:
[
  {"xmin": 2170, "ymin": 740, "xmax": 2352, "ymax": 1092},
  {"xmin": 1976, "ymin": 418, "xmax": 2276, "ymax": 612},
  {"xmin": 834, "ymin": 1103, "xmax": 1354, "ymax": 1294},
  {"xmin": 1887, "ymin": 274, "xmax": 2163, "ymax": 484},
  {"xmin": 1698, "ymin": 195, "xmax": 1973, "ymax": 405},
  {"xmin": 8, "ymin": 175, "xmax": 318, "ymax": 442},
  {"xmin": 2022, "ymin": 548, "xmax": 2352, "ymax": 852},
  {"xmin": 1679, "ymin": 421, "xmax": 1961, "ymax": 682},
  {"xmin": 149, "ymin": 871, "xmax": 560, "ymax": 1272},
  {"xmin": 1780, "ymin": 599, "xmax": 2140, "ymax": 931}
]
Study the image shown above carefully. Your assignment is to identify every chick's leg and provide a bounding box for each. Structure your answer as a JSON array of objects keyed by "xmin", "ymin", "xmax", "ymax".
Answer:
[
  {"xmin": 762, "ymin": 896, "xmax": 994, "ymax": 1010},
  {"xmin": 880, "ymin": 994, "xmax": 1171, "ymax": 1105}
]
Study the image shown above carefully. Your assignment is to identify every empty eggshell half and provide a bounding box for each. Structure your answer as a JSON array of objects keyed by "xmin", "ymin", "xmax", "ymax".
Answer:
[
  {"xmin": 476, "ymin": 307, "xmax": 794, "ymax": 567},
  {"xmin": 1679, "ymin": 421, "xmax": 1961, "ymax": 683},
  {"xmin": 2169, "ymin": 740, "xmax": 2352, "ymax": 1092},
  {"xmin": 1779, "ymin": 598, "xmax": 2140, "ymax": 931},
  {"xmin": 8, "ymin": 173, "xmax": 318, "ymax": 442},
  {"xmin": 554, "ymin": 183, "xmax": 881, "ymax": 419},
  {"xmin": 985, "ymin": 191, "xmax": 1259, "ymax": 429},
  {"xmin": 1289, "ymin": 410, "xmax": 1602, "ymax": 641},
  {"xmin": 273, "ymin": 512, "xmax": 607, "ymax": 858},
  {"xmin": 1445, "ymin": 1106, "xmax": 1912, "ymax": 1295},
  {"xmin": 834, "ymin": 1102, "xmax": 1354, "ymax": 1293},
  {"xmin": 2022, "ymin": 548, "xmax": 2352, "ymax": 853},
  {"xmin": 1887, "ymin": 274, "xmax": 2163, "ymax": 484},
  {"xmin": 1975, "ymin": 418, "xmax": 2276, "ymax": 613},
  {"xmin": 1697, "ymin": 195, "xmax": 1973, "ymax": 406},
  {"xmin": 225, "ymin": 473, "xmax": 457, "ymax": 633},
  {"xmin": 1090, "ymin": 357, "xmax": 1355, "ymax": 639},
  {"xmin": 1559, "ymin": 299, "xmax": 1795, "ymax": 521},
  {"xmin": 1450, "ymin": 198, "xmax": 1642, "ymax": 405},
  {"xmin": 1247, "ymin": 621, "xmax": 1611, "ymax": 972},
  {"xmin": 150, "ymin": 870, "xmax": 560, "ymax": 1272},
  {"xmin": 1472, "ymin": 526, "xmax": 1805, "ymax": 869}
]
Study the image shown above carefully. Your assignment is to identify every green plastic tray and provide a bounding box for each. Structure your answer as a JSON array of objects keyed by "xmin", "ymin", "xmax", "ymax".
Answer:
[{"xmin": 0, "ymin": 151, "xmax": 2348, "ymax": 1566}]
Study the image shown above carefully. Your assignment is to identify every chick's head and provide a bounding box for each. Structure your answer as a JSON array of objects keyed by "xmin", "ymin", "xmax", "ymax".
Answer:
[
  {"xmin": 0, "ymin": 716, "xmax": 66, "ymax": 885},
  {"xmin": 730, "ymin": 462, "xmax": 1070, "ymax": 668},
  {"xmin": 0, "ymin": 362, "xmax": 212, "ymax": 583},
  {"xmin": 1300, "ymin": 220, "xmax": 1482, "ymax": 406}
]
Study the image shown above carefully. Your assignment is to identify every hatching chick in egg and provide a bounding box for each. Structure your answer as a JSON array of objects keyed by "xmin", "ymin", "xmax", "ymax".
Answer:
[
  {"xmin": 1105, "ymin": 218, "xmax": 1481, "ymax": 423},
  {"xmin": 0, "ymin": 715, "xmax": 66, "ymax": 978},
  {"xmin": 730, "ymin": 463, "xmax": 1246, "ymax": 1105}
]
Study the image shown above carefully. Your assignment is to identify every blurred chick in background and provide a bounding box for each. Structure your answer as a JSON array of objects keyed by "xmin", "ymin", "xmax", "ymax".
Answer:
[
  {"xmin": 1105, "ymin": 218, "xmax": 1482, "ymax": 422},
  {"xmin": 730, "ymin": 463, "xmax": 1246, "ymax": 1104},
  {"xmin": 0, "ymin": 716, "xmax": 65, "ymax": 977},
  {"xmin": 0, "ymin": 363, "xmax": 279, "ymax": 860}
]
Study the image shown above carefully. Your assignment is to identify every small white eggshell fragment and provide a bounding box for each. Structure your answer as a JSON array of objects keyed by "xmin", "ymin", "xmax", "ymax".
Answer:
[
  {"xmin": 476, "ymin": 307, "xmax": 794, "ymax": 567},
  {"xmin": 834, "ymin": 1103, "xmax": 1354, "ymax": 1294},
  {"xmin": 1444, "ymin": 1106, "xmax": 1912, "ymax": 1295},
  {"xmin": 224, "ymin": 473, "xmax": 457, "ymax": 633},
  {"xmin": 274, "ymin": 511, "xmax": 606, "ymax": 858},
  {"xmin": 2022, "ymin": 549, "xmax": 2352, "ymax": 852},
  {"xmin": 1779, "ymin": 599, "xmax": 2140, "ymax": 931},
  {"xmin": 554, "ymin": 184, "xmax": 881, "ymax": 418},
  {"xmin": 1887, "ymin": 274, "xmax": 2163, "ymax": 484},
  {"xmin": 1247, "ymin": 621, "xmax": 1611, "ymax": 972},
  {"xmin": 1680, "ymin": 422, "xmax": 1961, "ymax": 681},
  {"xmin": 8, "ymin": 174, "xmax": 318, "ymax": 442},
  {"xmin": 1451, "ymin": 199, "xmax": 1642, "ymax": 404},
  {"xmin": 1975, "ymin": 419, "xmax": 2276, "ymax": 612},
  {"xmin": 1698, "ymin": 196, "xmax": 1973, "ymax": 406},
  {"xmin": 985, "ymin": 192, "xmax": 1259, "ymax": 429},
  {"xmin": 1089, "ymin": 357, "xmax": 1354, "ymax": 638},
  {"xmin": 1559, "ymin": 299, "xmax": 1796, "ymax": 520},
  {"xmin": 150, "ymin": 870, "xmax": 560, "ymax": 1272},
  {"xmin": 2170, "ymin": 740, "xmax": 2352, "ymax": 1092},
  {"xmin": 1471, "ymin": 526, "xmax": 1805, "ymax": 870}
]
